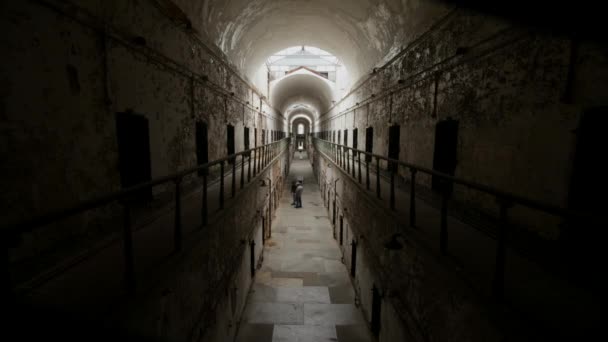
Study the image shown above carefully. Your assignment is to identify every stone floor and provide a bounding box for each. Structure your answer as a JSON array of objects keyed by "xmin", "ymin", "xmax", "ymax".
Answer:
[{"xmin": 235, "ymin": 152, "xmax": 373, "ymax": 342}]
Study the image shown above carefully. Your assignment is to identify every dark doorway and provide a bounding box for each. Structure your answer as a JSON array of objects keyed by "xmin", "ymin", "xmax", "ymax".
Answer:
[
  {"xmin": 339, "ymin": 216, "xmax": 344, "ymax": 245},
  {"xmin": 227, "ymin": 124, "xmax": 235, "ymax": 163},
  {"xmin": 344, "ymin": 130, "xmax": 348, "ymax": 146},
  {"xmin": 388, "ymin": 125, "xmax": 400, "ymax": 172},
  {"xmin": 365, "ymin": 127, "xmax": 374, "ymax": 162},
  {"xmin": 351, "ymin": 240, "xmax": 357, "ymax": 277},
  {"xmin": 196, "ymin": 121, "xmax": 209, "ymax": 176},
  {"xmin": 244, "ymin": 127, "xmax": 250, "ymax": 151},
  {"xmin": 115, "ymin": 111, "xmax": 152, "ymax": 202},
  {"xmin": 566, "ymin": 107, "xmax": 607, "ymax": 288},
  {"xmin": 338, "ymin": 131, "xmax": 341, "ymax": 146},
  {"xmin": 262, "ymin": 129, "xmax": 266, "ymax": 145},
  {"xmin": 371, "ymin": 284, "xmax": 382, "ymax": 337},
  {"xmin": 254, "ymin": 128, "xmax": 258, "ymax": 148},
  {"xmin": 250, "ymin": 240, "xmax": 256, "ymax": 278},
  {"xmin": 432, "ymin": 118, "xmax": 458, "ymax": 194},
  {"xmin": 353, "ymin": 128, "xmax": 358, "ymax": 150}
]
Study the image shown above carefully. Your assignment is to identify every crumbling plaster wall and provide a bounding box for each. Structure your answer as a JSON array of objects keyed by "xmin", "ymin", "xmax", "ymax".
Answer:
[
  {"xmin": 319, "ymin": 8, "xmax": 608, "ymax": 238},
  {"xmin": 119, "ymin": 161, "xmax": 287, "ymax": 342},
  {"xmin": 1, "ymin": 0, "xmax": 285, "ymax": 263}
]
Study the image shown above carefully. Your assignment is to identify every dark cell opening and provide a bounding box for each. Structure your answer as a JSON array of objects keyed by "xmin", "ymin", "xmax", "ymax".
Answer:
[
  {"xmin": 388, "ymin": 124, "xmax": 400, "ymax": 172},
  {"xmin": 432, "ymin": 118, "xmax": 459, "ymax": 194},
  {"xmin": 196, "ymin": 121, "xmax": 209, "ymax": 176},
  {"xmin": 365, "ymin": 127, "xmax": 374, "ymax": 162},
  {"xmin": 115, "ymin": 111, "xmax": 152, "ymax": 202},
  {"xmin": 227, "ymin": 124, "xmax": 235, "ymax": 163}
]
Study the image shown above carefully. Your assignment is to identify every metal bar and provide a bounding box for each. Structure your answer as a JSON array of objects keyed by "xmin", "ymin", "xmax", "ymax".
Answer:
[
  {"xmin": 254, "ymin": 148, "xmax": 258, "ymax": 175},
  {"xmin": 123, "ymin": 204, "xmax": 135, "ymax": 295},
  {"xmin": 268, "ymin": 201, "xmax": 272, "ymax": 238},
  {"xmin": 202, "ymin": 172, "xmax": 208, "ymax": 227},
  {"xmin": 232, "ymin": 157, "xmax": 236, "ymax": 198},
  {"xmin": 358, "ymin": 152, "xmax": 362, "ymax": 184},
  {"xmin": 2, "ymin": 239, "xmax": 13, "ymax": 304},
  {"xmin": 250, "ymin": 240, "xmax": 256, "ymax": 277},
  {"xmin": 366, "ymin": 159, "xmax": 370, "ymax": 190},
  {"xmin": 390, "ymin": 164, "xmax": 395, "ymax": 210},
  {"xmin": 241, "ymin": 154, "xmax": 245, "ymax": 189},
  {"xmin": 220, "ymin": 161, "xmax": 225, "ymax": 209},
  {"xmin": 409, "ymin": 169, "xmax": 417, "ymax": 228},
  {"xmin": 440, "ymin": 189, "xmax": 449, "ymax": 255},
  {"xmin": 248, "ymin": 153, "xmax": 251, "ymax": 182},
  {"xmin": 174, "ymin": 179, "xmax": 182, "ymax": 252},
  {"xmin": 376, "ymin": 157, "xmax": 381, "ymax": 199},
  {"xmin": 493, "ymin": 201, "xmax": 509, "ymax": 301}
]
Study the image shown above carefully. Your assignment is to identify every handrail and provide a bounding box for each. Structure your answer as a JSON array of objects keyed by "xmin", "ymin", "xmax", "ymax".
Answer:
[
  {"xmin": 312, "ymin": 136, "xmax": 596, "ymax": 301},
  {"xmin": 4, "ymin": 137, "xmax": 291, "ymax": 299},
  {"xmin": 313, "ymin": 138, "xmax": 592, "ymax": 220},
  {"xmin": 4, "ymin": 138, "xmax": 290, "ymax": 237}
]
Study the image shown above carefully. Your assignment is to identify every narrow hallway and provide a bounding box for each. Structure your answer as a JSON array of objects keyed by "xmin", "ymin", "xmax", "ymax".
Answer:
[{"xmin": 235, "ymin": 152, "xmax": 373, "ymax": 342}]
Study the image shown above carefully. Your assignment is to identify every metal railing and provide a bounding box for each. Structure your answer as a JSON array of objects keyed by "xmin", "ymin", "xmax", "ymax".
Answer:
[
  {"xmin": 3, "ymin": 137, "xmax": 291, "ymax": 299},
  {"xmin": 313, "ymin": 137, "xmax": 595, "ymax": 300}
]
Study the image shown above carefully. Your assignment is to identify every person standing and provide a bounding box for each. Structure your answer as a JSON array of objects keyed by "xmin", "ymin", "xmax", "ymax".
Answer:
[
  {"xmin": 291, "ymin": 180, "xmax": 297, "ymax": 205},
  {"xmin": 295, "ymin": 181, "xmax": 304, "ymax": 208}
]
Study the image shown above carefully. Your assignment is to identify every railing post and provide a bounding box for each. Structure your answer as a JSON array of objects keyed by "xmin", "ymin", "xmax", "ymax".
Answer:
[
  {"xmin": 493, "ymin": 200, "xmax": 510, "ymax": 301},
  {"xmin": 440, "ymin": 188, "xmax": 449, "ymax": 255},
  {"xmin": 358, "ymin": 152, "xmax": 362, "ymax": 184},
  {"xmin": 390, "ymin": 163, "xmax": 395, "ymax": 210},
  {"xmin": 250, "ymin": 240, "xmax": 256, "ymax": 277},
  {"xmin": 409, "ymin": 168, "xmax": 417, "ymax": 228},
  {"xmin": 376, "ymin": 156, "xmax": 381, "ymax": 199},
  {"xmin": 174, "ymin": 178, "xmax": 182, "ymax": 252},
  {"xmin": 248, "ymin": 153, "xmax": 252, "ymax": 182},
  {"xmin": 2, "ymin": 236, "xmax": 14, "ymax": 305},
  {"xmin": 253, "ymin": 148, "xmax": 257, "ymax": 175},
  {"xmin": 220, "ymin": 161, "xmax": 225, "ymax": 209},
  {"xmin": 366, "ymin": 157, "xmax": 370, "ymax": 190},
  {"xmin": 202, "ymin": 171, "xmax": 208, "ymax": 227},
  {"xmin": 122, "ymin": 204, "xmax": 136, "ymax": 295},
  {"xmin": 232, "ymin": 157, "xmax": 237, "ymax": 198},
  {"xmin": 241, "ymin": 154, "xmax": 245, "ymax": 189}
]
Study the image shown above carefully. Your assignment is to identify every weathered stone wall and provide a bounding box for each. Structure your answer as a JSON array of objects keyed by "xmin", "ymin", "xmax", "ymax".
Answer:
[
  {"xmin": 119, "ymin": 158, "xmax": 287, "ymax": 342},
  {"xmin": 1, "ymin": 0, "xmax": 286, "ymax": 264},
  {"xmin": 318, "ymin": 9, "xmax": 608, "ymax": 239},
  {"xmin": 313, "ymin": 153, "xmax": 502, "ymax": 342}
]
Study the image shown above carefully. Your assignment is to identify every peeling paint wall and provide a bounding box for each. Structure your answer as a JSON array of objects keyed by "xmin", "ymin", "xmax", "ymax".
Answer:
[
  {"xmin": 319, "ymin": 9, "xmax": 608, "ymax": 239},
  {"xmin": 1, "ymin": 0, "xmax": 285, "ymax": 279}
]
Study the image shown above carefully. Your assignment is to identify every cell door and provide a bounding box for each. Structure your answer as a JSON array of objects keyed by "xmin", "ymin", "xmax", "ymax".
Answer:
[
  {"xmin": 339, "ymin": 216, "xmax": 344, "ymax": 245},
  {"xmin": 432, "ymin": 118, "xmax": 459, "ymax": 194},
  {"xmin": 344, "ymin": 130, "xmax": 348, "ymax": 146},
  {"xmin": 244, "ymin": 127, "xmax": 250, "ymax": 151},
  {"xmin": 351, "ymin": 240, "xmax": 357, "ymax": 277},
  {"xmin": 227, "ymin": 124, "xmax": 235, "ymax": 163},
  {"xmin": 566, "ymin": 107, "xmax": 607, "ymax": 286},
  {"xmin": 388, "ymin": 125, "xmax": 400, "ymax": 172},
  {"xmin": 115, "ymin": 112, "xmax": 152, "ymax": 202},
  {"xmin": 365, "ymin": 127, "xmax": 374, "ymax": 162},
  {"xmin": 371, "ymin": 284, "xmax": 382, "ymax": 337},
  {"xmin": 254, "ymin": 128, "xmax": 258, "ymax": 148},
  {"xmin": 196, "ymin": 121, "xmax": 208, "ymax": 176}
]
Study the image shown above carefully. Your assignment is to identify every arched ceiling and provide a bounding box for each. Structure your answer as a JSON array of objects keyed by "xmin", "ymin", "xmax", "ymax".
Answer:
[
  {"xmin": 174, "ymin": 0, "xmax": 449, "ymax": 82},
  {"xmin": 271, "ymin": 73, "xmax": 334, "ymax": 117}
]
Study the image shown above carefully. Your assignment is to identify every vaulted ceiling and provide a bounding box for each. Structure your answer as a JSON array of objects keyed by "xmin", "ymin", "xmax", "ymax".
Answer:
[{"xmin": 173, "ymin": 0, "xmax": 450, "ymax": 123}]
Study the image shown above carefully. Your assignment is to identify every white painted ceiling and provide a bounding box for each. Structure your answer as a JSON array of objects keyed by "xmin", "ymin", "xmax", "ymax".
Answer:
[{"xmin": 173, "ymin": 0, "xmax": 449, "ymax": 122}]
